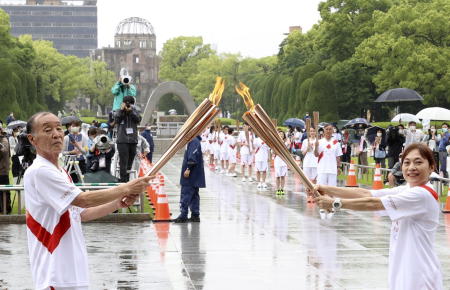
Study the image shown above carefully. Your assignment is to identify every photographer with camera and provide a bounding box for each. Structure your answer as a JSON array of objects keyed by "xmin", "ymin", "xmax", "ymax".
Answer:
[
  {"xmin": 63, "ymin": 120, "xmax": 89, "ymax": 183},
  {"xmin": 89, "ymin": 130, "xmax": 115, "ymax": 173},
  {"xmin": 111, "ymin": 69, "xmax": 136, "ymax": 112},
  {"xmin": 115, "ymin": 96, "xmax": 141, "ymax": 182},
  {"xmin": 0, "ymin": 126, "xmax": 11, "ymax": 214}
]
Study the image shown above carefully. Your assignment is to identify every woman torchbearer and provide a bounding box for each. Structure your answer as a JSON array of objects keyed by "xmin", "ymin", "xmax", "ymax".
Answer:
[{"xmin": 312, "ymin": 143, "xmax": 443, "ymax": 290}]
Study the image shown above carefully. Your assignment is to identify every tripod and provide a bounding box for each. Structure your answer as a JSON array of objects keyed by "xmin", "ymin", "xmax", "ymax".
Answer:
[{"xmin": 64, "ymin": 155, "xmax": 85, "ymax": 183}]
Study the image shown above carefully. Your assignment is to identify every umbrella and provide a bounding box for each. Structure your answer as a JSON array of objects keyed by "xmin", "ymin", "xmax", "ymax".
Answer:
[
  {"xmin": 344, "ymin": 118, "xmax": 371, "ymax": 129},
  {"xmin": 391, "ymin": 113, "xmax": 420, "ymax": 123},
  {"xmin": 60, "ymin": 115, "xmax": 81, "ymax": 126},
  {"xmin": 366, "ymin": 126, "xmax": 386, "ymax": 144},
  {"xmin": 283, "ymin": 118, "xmax": 305, "ymax": 129},
  {"xmin": 416, "ymin": 107, "xmax": 450, "ymax": 121},
  {"xmin": 6, "ymin": 120, "xmax": 26, "ymax": 130},
  {"xmin": 375, "ymin": 88, "xmax": 424, "ymax": 102}
]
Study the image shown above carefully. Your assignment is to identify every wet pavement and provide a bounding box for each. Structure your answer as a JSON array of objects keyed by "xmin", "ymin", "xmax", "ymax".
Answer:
[{"xmin": 1, "ymin": 154, "xmax": 450, "ymax": 289}]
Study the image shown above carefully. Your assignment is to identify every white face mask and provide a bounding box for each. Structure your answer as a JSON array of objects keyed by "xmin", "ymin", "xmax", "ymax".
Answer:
[
  {"xmin": 399, "ymin": 129, "xmax": 404, "ymax": 134},
  {"xmin": 377, "ymin": 133, "xmax": 382, "ymax": 137},
  {"xmin": 409, "ymin": 126, "xmax": 416, "ymax": 131},
  {"xmin": 442, "ymin": 127, "xmax": 448, "ymax": 133},
  {"xmin": 71, "ymin": 126, "xmax": 80, "ymax": 134}
]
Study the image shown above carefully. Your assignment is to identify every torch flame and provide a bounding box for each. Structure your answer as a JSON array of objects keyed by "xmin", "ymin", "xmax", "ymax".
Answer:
[
  {"xmin": 209, "ymin": 77, "xmax": 225, "ymax": 106},
  {"xmin": 235, "ymin": 82, "xmax": 255, "ymax": 112}
]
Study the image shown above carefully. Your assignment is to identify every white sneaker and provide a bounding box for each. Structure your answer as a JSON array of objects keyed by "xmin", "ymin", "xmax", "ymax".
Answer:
[
  {"xmin": 241, "ymin": 177, "xmax": 247, "ymax": 182},
  {"xmin": 262, "ymin": 183, "xmax": 268, "ymax": 189},
  {"xmin": 247, "ymin": 177, "xmax": 254, "ymax": 182},
  {"xmin": 257, "ymin": 183, "xmax": 262, "ymax": 189},
  {"xmin": 319, "ymin": 209, "xmax": 327, "ymax": 220}
]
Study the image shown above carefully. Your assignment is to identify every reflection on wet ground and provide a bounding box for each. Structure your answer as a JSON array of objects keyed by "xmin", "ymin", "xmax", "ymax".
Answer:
[{"xmin": 1, "ymin": 154, "xmax": 449, "ymax": 289}]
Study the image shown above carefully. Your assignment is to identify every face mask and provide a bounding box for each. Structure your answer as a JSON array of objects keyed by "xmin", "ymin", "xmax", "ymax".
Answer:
[
  {"xmin": 71, "ymin": 126, "xmax": 80, "ymax": 133},
  {"xmin": 333, "ymin": 129, "xmax": 337, "ymax": 133},
  {"xmin": 399, "ymin": 129, "xmax": 404, "ymax": 134},
  {"xmin": 431, "ymin": 129, "xmax": 436, "ymax": 133},
  {"xmin": 409, "ymin": 126, "xmax": 416, "ymax": 130},
  {"xmin": 443, "ymin": 128, "xmax": 448, "ymax": 133},
  {"xmin": 377, "ymin": 133, "xmax": 382, "ymax": 137}
]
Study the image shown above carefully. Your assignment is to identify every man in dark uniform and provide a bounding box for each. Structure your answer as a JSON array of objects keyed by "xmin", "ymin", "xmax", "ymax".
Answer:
[{"xmin": 173, "ymin": 135, "xmax": 205, "ymax": 223}]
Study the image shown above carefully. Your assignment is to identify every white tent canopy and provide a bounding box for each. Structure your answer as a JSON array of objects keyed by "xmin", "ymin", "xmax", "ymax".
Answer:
[
  {"xmin": 416, "ymin": 107, "xmax": 450, "ymax": 121},
  {"xmin": 391, "ymin": 113, "xmax": 420, "ymax": 123}
]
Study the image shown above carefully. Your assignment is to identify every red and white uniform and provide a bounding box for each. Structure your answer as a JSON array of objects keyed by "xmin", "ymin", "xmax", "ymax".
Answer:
[
  {"xmin": 200, "ymin": 128, "xmax": 209, "ymax": 153},
  {"xmin": 206, "ymin": 131, "xmax": 215, "ymax": 155},
  {"xmin": 301, "ymin": 138, "xmax": 318, "ymax": 180},
  {"xmin": 316, "ymin": 138, "xmax": 342, "ymax": 186},
  {"xmin": 274, "ymin": 141, "xmax": 289, "ymax": 177},
  {"xmin": 237, "ymin": 131, "xmax": 254, "ymax": 165},
  {"xmin": 371, "ymin": 183, "xmax": 443, "ymax": 290},
  {"xmin": 253, "ymin": 137, "xmax": 269, "ymax": 172},
  {"xmin": 24, "ymin": 155, "xmax": 89, "ymax": 290},
  {"xmin": 219, "ymin": 132, "xmax": 229, "ymax": 161},
  {"xmin": 227, "ymin": 135, "xmax": 237, "ymax": 164}
]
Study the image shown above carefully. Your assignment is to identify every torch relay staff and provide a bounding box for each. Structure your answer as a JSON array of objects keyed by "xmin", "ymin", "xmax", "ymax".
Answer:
[
  {"xmin": 24, "ymin": 112, "xmax": 153, "ymax": 290},
  {"xmin": 310, "ymin": 143, "xmax": 443, "ymax": 290}
]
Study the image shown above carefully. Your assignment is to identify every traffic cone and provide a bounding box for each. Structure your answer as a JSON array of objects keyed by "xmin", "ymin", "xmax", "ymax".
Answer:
[
  {"xmin": 153, "ymin": 222, "xmax": 170, "ymax": 261},
  {"xmin": 372, "ymin": 163, "xmax": 383, "ymax": 190},
  {"xmin": 442, "ymin": 196, "xmax": 450, "ymax": 213},
  {"xmin": 153, "ymin": 174, "xmax": 172, "ymax": 222},
  {"xmin": 345, "ymin": 160, "xmax": 358, "ymax": 187}
]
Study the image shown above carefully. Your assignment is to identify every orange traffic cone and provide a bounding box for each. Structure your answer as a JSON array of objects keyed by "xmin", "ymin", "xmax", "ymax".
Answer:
[
  {"xmin": 372, "ymin": 163, "xmax": 383, "ymax": 190},
  {"xmin": 153, "ymin": 175, "xmax": 172, "ymax": 222},
  {"xmin": 345, "ymin": 160, "xmax": 358, "ymax": 187},
  {"xmin": 442, "ymin": 196, "xmax": 450, "ymax": 213},
  {"xmin": 153, "ymin": 222, "xmax": 170, "ymax": 261}
]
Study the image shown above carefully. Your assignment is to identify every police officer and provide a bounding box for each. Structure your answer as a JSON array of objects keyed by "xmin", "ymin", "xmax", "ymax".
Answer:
[{"xmin": 173, "ymin": 135, "xmax": 205, "ymax": 223}]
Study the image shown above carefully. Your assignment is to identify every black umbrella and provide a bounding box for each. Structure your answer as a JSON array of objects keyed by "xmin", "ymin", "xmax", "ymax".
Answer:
[
  {"xmin": 375, "ymin": 88, "xmax": 424, "ymax": 103},
  {"xmin": 61, "ymin": 115, "xmax": 81, "ymax": 126},
  {"xmin": 344, "ymin": 118, "xmax": 371, "ymax": 129},
  {"xmin": 366, "ymin": 126, "xmax": 386, "ymax": 144},
  {"xmin": 6, "ymin": 120, "xmax": 27, "ymax": 130},
  {"xmin": 283, "ymin": 118, "xmax": 305, "ymax": 129}
]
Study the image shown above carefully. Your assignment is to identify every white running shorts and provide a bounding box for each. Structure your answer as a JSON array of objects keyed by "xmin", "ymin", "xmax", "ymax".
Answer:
[{"xmin": 255, "ymin": 161, "xmax": 268, "ymax": 172}]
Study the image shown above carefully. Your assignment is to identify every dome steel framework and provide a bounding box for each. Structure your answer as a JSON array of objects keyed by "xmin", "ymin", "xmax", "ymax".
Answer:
[{"xmin": 115, "ymin": 17, "xmax": 155, "ymax": 35}]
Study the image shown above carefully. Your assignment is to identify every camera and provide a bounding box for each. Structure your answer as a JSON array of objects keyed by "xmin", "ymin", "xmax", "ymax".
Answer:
[
  {"xmin": 119, "ymin": 67, "xmax": 132, "ymax": 85},
  {"xmin": 93, "ymin": 134, "xmax": 112, "ymax": 153},
  {"xmin": 15, "ymin": 132, "xmax": 36, "ymax": 168}
]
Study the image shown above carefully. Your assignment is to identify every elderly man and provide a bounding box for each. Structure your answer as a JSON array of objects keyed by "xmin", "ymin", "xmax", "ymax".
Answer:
[{"xmin": 24, "ymin": 112, "xmax": 152, "ymax": 290}]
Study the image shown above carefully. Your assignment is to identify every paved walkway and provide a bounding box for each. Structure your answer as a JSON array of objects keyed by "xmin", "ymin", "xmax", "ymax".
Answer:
[{"xmin": 1, "ymin": 155, "xmax": 449, "ymax": 289}]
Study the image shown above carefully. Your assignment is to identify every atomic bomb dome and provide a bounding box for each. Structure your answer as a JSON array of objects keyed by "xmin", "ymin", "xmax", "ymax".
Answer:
[
  {"xmin": 115, "ymin": 17, "xmax": 155, "ymax": 35},
  {"xmin": 91, "ymin": 16, "xmax": 159, "ymax": 111}
]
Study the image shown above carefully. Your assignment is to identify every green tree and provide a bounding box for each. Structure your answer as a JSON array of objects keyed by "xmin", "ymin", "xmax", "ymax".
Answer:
[
  {"xmin": 354, "ymin": 0, "xmax": 450, "ymax": 106},
  {"xmin": 159, "ymin": 36, "xmax": 215, "ymax": 86},
  {"xmin": 306, "ymin": 71, "xmax": 338, "ymax": 121}
]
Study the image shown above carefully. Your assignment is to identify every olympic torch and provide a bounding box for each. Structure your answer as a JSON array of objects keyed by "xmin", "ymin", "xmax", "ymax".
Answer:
[{"xmin": 235, "ymin": 82, "xmax": 318, "ymax": 196}]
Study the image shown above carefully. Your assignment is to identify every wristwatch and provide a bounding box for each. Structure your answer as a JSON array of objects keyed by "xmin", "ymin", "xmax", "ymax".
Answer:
[{"xmin": 332, "ymin": 198, "xmax": 342, "ymax": 211}]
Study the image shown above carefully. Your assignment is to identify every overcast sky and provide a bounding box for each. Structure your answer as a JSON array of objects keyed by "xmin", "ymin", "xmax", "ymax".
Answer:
[{"xmin": 97, "ymin": 0, "xmax": 323, "ymax": 58}]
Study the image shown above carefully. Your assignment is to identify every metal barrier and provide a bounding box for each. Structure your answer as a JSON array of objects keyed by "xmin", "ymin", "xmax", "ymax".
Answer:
[
  {"xmin": 341, "ymin": 162, "xmax": 393, "ymax": 184},
  {"xmin": 341, "ymin": 162, "xmax": 449, "ymax": 204},
  {"xmin": 0, "ymin": 181, "xmax": 159, "ymax": 215}
]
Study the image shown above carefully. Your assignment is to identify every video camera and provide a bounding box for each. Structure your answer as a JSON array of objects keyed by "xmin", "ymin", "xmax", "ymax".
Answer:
[
  {"xmin": 120, "ymin": 67, "xmax": 132, "ymax": 86},
  {"xmin": 93, "ymin": 134, "xmax": 113, "ymax": 153},
  {"xmin": 15, "ymin": 132, "xmax": 36, "ymax": 168}
]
